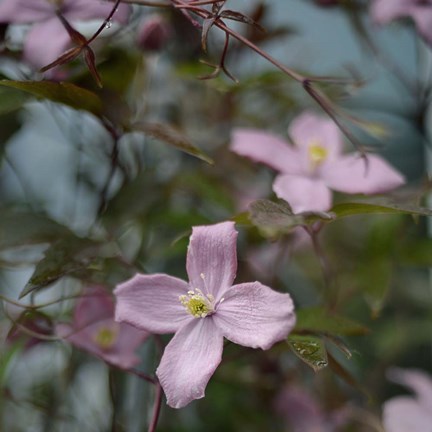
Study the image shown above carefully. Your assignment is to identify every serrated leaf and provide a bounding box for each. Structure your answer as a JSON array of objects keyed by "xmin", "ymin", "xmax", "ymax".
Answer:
[
  {"xmin": 295, "ymin": 306, "xmax": 369, "ymax": 336},
  {"xmin": 0, "ymin": 210, "xmax": 72, "ymax": 250},
  {"xmin": 331, "ymin": 201, "xmax": 432, "ymax": 219},
  {"xmin": 131, "ymin": 121, "xmax": 213, "ymax": 164},
  {"xmin": 0, "ymin": 80, "xmax": 102, "ymax": 116},
  {"xmin": 287, "ymin": 334, "xmax": 328, "ymax": 372}
]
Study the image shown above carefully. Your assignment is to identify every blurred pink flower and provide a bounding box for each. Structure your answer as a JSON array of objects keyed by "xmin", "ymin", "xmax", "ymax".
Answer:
[
  {"xmin": 230, "ymin": 111, "xmax": 405, "ymax": 213},
  {"xmin": 370, "ymin": 0, "xmax": 432, "ymax": 46},
  {"xmin": 275, "ymin": 385, "xmax": 344, "ymax": 432},
  {"xmin": 137, "ymin": 15, "xmax": 172, "ymax": 52},
  {"xmin": 383, "ymin": 368, "xmax": 432, "ymax": 432},
  {"xmin": 0, "ymin": 0, "xmax": 131, "ymax": 69},
  {"xmin": 114, "ymin": 221, "xmax": 296, "ymax": 408},
  {"xmin": 56, "ymin": 287, "xmax": 149, "ymax": 370}
]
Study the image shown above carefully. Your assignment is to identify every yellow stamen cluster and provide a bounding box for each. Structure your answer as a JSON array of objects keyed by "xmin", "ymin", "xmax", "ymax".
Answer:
[
  {"xmin": 308, "ymin": 142, "xmax": 328, "ymax": 167},
  {"xmin": 179, "ymin": 289, "xmax": 215, "ymax": 318},
  {"xmin": 93, "ymin": 326, "xmax": 118, "ymax": 350}
]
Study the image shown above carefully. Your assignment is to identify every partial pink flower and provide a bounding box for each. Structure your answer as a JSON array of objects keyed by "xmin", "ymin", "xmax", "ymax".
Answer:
[
  {"xmin": 0, "ymin": 0, "xmax": 131, "ymax": 69},
  {"xmin": 230, "ymin": 111, "xmax": 405, "ymax": 213},
  {"xmin": 56, "ymin": 287, "xmax": 149, "ymax": 370},
  {"xmin": 370, "ymin": 0, "xmax": 432, "ymax": 46},
  {"xmin": 383, "ymin": 368, "xmax": 432, "ymax": 432},
  {"xmin": 137, "ymin": 15, "xmax": 172, "ymax": 52},
  {"xmin": 275, "ymin": 385, "xmax": 348, "ymax": 432},
  {"xmin": 114, "ymin": 221, "xmax": 296, "ymax": 408}
]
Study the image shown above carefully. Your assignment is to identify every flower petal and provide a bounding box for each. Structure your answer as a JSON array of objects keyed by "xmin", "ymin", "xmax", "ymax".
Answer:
[
  {"xmin": 273, "ymin": 174, "xmax": 333, "ymax": 213},
  {"xmin": 322, "ymin": 154, "xmax": 405, "ymax": 194},
  {"xmin": 411, "ymin": 9, "xmax": 432, "ymax": 47},
  {"xmin": 65, "ymin": 0, "xmax": 131, "ymax": 24},
  {"xmin": 23, "ymin": 19, "xmax": 72, "ymax": 69},
  {"xmin": 156, "ymin": 318, "xmax": 223, "ymax": 408},
  {"xmin": 114, "ymin": 274, "xmax": 192, "ymax": 334},
  {"xmin": 230, "ymin": 128, "xmax": 302, "ymax": 175},
  {"xmin": 213, "ymin": 282, "xmax": 296, "ymax": 350},
  {"xmin": 288, "ymin": 111, "xmax": 343, "ymax": 160},
  {"xmin": 74, "ymin": 287, "xmax": 114, "ymax": 328},
  {"xmin": 186, "ymin": 221, "xmax": 237, "ymax": 300},
  {"xmin": 383, "ymin": 396, "xmax": 432, "ymax": 432},
  {"xmin": 0, "ymin": 0, "xmax": 53, "ymax": 23},
  {"xmin": 369, "ymin": 0, "xmax": 413, "ymax": 25}
]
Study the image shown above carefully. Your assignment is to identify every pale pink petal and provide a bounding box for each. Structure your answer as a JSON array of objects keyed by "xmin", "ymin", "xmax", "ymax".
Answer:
[
  {"xmin": 156, "ymin": 318, "xmax": 224, "ymax": 408},
  {"xmin": 186, "ymin": 221, "xmax": 237, "ymax": 300},
  {"xmin": 23, "ymin": 19, "xmax": 72, "ymax": 69},
  {"xmin": 322, "ymin": 154, "xmax": 405, "ymax": 194},
  {"xmin": 0, "ymin": 0, "xmax": 53, "ymax": 23},
  {"xmin": 114, "ymin": 274, "xmax": 192, "ymax": 334},
  {"xmin": 411, "ymin": 9, "xmax": 432, "ymax": 46},
  {"xmin": 388, "ymin": 368, "xmax": 432, "ymax": 410},
  {"xmin": 74, "ymin": 287, "xmax": 114, "ymax": 328},
  {"xmin": 230, "ymin": 128, "xmax": 302, "ymax": 175},
  {"xmin": 369, "ymin": 0, "xmax": 413, "ymax": 25},
  {"xmin": 288, "ymin": 111, "xmax": 343, "ymax": 161},
  {"xmin": 64, "ymin": 0, "xmax": 131, "ymax": 24},
  {"xmin": 383, "ymin": 396, "xmax": 432, "ymax": 432},
  {"xmin": 213, "ymin": 282, "xmax": 295, "ymax": 350},
  {"xmin": 273, "ymin": 174, "xmax": 333, "ymax": 213}
]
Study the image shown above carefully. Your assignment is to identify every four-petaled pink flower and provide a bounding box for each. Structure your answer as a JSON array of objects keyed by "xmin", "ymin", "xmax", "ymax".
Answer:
[
  {"xmin": 0, "ymin": 0, "xmax": 131, "ymax": 69},
  {"xmin": 230, "ymin": 111, "xmax": 405, "ymax": 213},
  {"xmin": 114, "ymin": 221, "xmax": 296, "ymax": 408},
  {"xmin": 383, "ymin": 368, "xmax": 432, "ymax": 432},
  {"xmin": 56, "ymin": 286, "xmax": 149, "ymax": 370},
  {"xmin": 370, "ymin": 0, "xmax": 432, "ymax": 47}
]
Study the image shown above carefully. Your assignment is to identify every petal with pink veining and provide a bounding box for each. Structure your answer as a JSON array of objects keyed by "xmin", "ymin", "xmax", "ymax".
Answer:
[
  {"xmin": 230, "ymin": 128, "xmax": 302, "ymax": 175},
  {"xmin": 213, "ymin": 282, "xmax": 296, "ymax": 350},
  {"xmin": 156, "ymin": 318, "xmax": 223, "ymax": 408},
  {"xmin": 186, "ymin": 221, "xmax": 237, "ymax": 300},
  {"xmin": 322, "ymin": 154, "xmax": 405, "ymax": 194},
  {"xmin": 114, "ymin": 274, "xmax": 192, "ymax": 334},
  {"xmin": 273, "ymin": 174, "xmax": 333, "ymax": 213}
]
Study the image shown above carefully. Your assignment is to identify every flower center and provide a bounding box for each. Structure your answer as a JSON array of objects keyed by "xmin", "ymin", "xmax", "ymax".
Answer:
[
  {"xmin": 93, "ymin": 325, "xmax": 118, "ymax": 350},
  {"xmin": 179, "ymin": 289, "xmax": 215, "ymax": 318},
  {"xmin": 308, "ymin": 141, "xmax": 328, "ymax": 167}
]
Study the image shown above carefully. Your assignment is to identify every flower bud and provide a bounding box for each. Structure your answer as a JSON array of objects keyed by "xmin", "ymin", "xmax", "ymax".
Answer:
[{"xmin": 137, "ymin": 15, "xmax": 172, "ymax": 52}]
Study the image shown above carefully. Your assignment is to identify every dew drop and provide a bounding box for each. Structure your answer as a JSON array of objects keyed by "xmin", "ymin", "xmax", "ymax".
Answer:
[{"xmin": 105, "ymin": 20, "xmax": 112, "ymax": 29}]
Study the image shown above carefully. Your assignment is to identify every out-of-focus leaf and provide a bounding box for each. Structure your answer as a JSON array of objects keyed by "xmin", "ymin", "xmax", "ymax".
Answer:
[
  {"xmin": 327, "ymin": 352, "xmax": 369, "ymax": 397},
  {"xmin": 131, "ymin": 121, "xmax": 214, "ymax": 164},
  {"xmin": 0, "ymin": 210, "xmax": 72, "ymax": 250},
  {"xmin": 0, "ymin": 86, "xmax": 29, "ymax": 114},
  {"xmin": 397, "ymin": 238, "xmax": 432, "ymax": 266},
  {"xmin": 20, "ymin": 237, "xmax": 119, "ymax": 298},
  {"xmin": 331, "ymin": 201, "xmax": 432, "ymax": 219},
  {"xmin": 295, "ymin": 306, "xmax": 369, "ymax": 336},
  {"xmin": 0, "ymin": 80, "xmax": 103, "ymax": 116},
  {"xmin": 287, "ymin": 334, "xmax": 328, "ymax": 372}
]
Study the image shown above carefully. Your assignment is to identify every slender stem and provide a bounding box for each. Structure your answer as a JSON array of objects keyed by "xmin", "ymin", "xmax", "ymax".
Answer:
[
  {"xmin": 148, "ymin": 380, "xmax": 163, "ymax": 432},
  {"xmin": 126, "ymin": 368, "xmax": 157, "ymax": 385},
  {"xmin": 109, "ymin": 368, "xmax": 118, "ymax": 432}
]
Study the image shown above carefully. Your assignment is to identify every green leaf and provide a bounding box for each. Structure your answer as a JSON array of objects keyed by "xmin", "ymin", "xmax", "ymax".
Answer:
[
  {"xmin": 330, "ymin": 201, "xmax": 432, "ymax": 219},
  {"xmin": 0, "ymin": 86, "xmax": 29, "ymax": 114},
  {"xmin": 0, "ymin": 80, "xmax": 103, "ymax": 116},
  {"xmin": 130, "ymin": 121, "xmax": 214, "ymax": 164},
  {"xmin": 287, "ymin": 334, "xmax": 328, "ymax": 372},
  {"xmin": 20, "ymin": 237, "xmax": 118, "ymax": 298},
  {"xmin": 0, "ymin": 209, "xmax": 72, "ymax": 250},
  {"xmin": 295, "ymin": 306, "xmax": 369, "ymax": 336}
]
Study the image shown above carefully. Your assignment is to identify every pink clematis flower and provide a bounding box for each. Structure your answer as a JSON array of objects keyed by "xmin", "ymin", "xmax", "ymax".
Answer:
[
  {"xmin": 370, "ymin": 0, "xmax": 432, "ymax": 46},
  {"xmin": 0, "ymin": 0, "xmax": 131, "ymax": 69},
  {"xmin": 56, "ymin": 287, "xmax": 149, "ymax": 370},
  {"xmin": 230, "ymin": 111, "xmax": 405, "ymax": 213},
  {"xmin": 114, "ymin": 221, "xmax": 296, "ymax": 408},
  {"xmin": 383, "ymin": 368, "xmax": 432, "ymax": 432}
]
